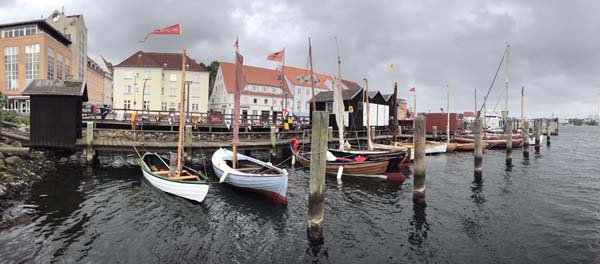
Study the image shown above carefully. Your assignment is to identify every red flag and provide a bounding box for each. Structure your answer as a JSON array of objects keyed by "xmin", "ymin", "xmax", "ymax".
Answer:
[
  {"xmin": 234, "ymin": 37, "xmax": 239, "ymax": 51},
  {"xmin": 143, "ymin": 24, "xmax": 181, "ymax": 41},
  {"xmin": 267, "ymin": 49, "xmax": 284, "ymax": 62},
  {"xmin": 409, "ymin": 87, "xmax": 416, "ymax": 92}
]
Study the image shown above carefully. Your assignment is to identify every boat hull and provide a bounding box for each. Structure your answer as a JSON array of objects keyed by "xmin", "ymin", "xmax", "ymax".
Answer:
[{"xmin": 212, "ymin": 148, "xmax": 288, "ymax": 204}]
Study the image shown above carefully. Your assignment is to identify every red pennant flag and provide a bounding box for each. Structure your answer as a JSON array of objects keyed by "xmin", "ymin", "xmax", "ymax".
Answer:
[
  {"xmin": 143, "ymin": 24, "xmax": 181, "ymax": 41},
  {"xmin": 409, "ymin": 87, "xmax": 416, "ymax": 92},
  {"xmin": 267, "ymin": 49, "xmax": 284, "ymax": 62}
]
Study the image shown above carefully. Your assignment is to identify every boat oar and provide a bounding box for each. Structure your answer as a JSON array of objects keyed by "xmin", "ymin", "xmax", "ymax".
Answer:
[{"xmin": 220, "ymin": 171, "xmax": 230, "ymax": 183}]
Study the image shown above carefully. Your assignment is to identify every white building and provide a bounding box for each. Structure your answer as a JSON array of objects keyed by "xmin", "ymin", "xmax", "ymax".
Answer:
[
  {"xmin": 113, "ymin": 51, "xmax": 209, "ymax": 114},
  {"xmin": 210, "ymin": 62, "xmax": 292, "ymax": 124},
  {"xmin": 283, "ymin": 66, "xmax": 334, "ymax": 117}
]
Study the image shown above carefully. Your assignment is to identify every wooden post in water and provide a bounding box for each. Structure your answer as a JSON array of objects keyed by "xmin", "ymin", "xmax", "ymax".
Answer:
[
  {"xmin": 522, "ymin": 122, "xmax": 530, "ymax": 159},
  {"xmin": 169, "ymin": 152, "xmax": 177, "ymax": 177},
  {"xmin": 308, "ymin": 111, "xmax": 328, "ymax": 243},
  {"xmin": 270, "ymin": 126, "xmax": 277, "ymax": 161},
  {"xmin": 546, "ymin": 124, "xmax": 551, "ymax": 146},
  {"xmin": 85, "ymin": 121, "xmax": 94, "ymax": 164},
  {"xmin": 474, "ymin": 117, "xmax": 483, "ymax": 179},
  {"xmin": 506, "ymin": 122, "xmax": 513, "ymax": 166},
  {"xmin": 432, "ymin": 125, "xmax": 437, "ymax": 140},
  {"xmin": 534, "ymin": 119, "xmax": 541, "ymax": 153},
  {"xmin": 413, "ymin": 115, "xmax": 426, "ymax": 206}
]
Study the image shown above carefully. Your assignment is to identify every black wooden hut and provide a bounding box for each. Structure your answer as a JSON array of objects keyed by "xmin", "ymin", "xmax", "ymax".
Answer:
[
  {"xmin": 311, "ymin": 87, "xmax": 363, "ymax": 130},
  {"xmin": 23, "ymin": 80, "xmax": 88, "ymax": 148}
]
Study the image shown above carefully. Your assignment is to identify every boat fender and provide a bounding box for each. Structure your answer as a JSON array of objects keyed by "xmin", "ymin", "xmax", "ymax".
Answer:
[
  {"xmin": 220, "ymin": 171, "xmax": 230, "ymax": 183},
  {"xmin": 354, "ymin": 155, "xmax": 367, "ymax": 162},
  {"xmin": 336, "ymin": 166, "xmax": 344, "ymax": 180}
]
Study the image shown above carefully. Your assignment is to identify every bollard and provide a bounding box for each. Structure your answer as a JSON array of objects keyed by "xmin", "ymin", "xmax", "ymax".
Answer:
[
  {"xmin": 432, "ymin": 125, "xmax": 438, "ymax": 140},
  {"xmin": 413, "ymin": 115, "xmax": 426, "ymax": 206},
  {"xmin": 270, "ymin": 126, "xmax": 277, "ymax": 161},
  {"xmin": 522, "ymin": 122, "xmax": 530, "ymax": 159},
  {"xmin": 534, "ymin": 120, "xmax": 541, "ymax": 152},
  {"xmin": 85, "ymin": 121, "xmax": 95, "ymax": 164},
  {"xmin": 474, "ymin": 117, "xmax": 483, "ymax": 179},
  {"xmin": 506, "ymin": 122, "xmax": 513, "ymax": 166},
  {"xmin": 546, "ymin": 126, "xmax": 551, "ymax": 146},
  {"xmin": 307, "ymin": 111, "xmax": 329, "ymax": 243}
]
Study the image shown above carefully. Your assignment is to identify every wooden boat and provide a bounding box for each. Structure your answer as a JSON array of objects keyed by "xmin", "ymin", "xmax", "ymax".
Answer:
[
  {"xmin": 401, "ymin": 142, "xmax": 447, "ymax": 160},
  {"xmin": 212, "ymin": 148, "xmax": 288, "ymax": 204},
  {"xmin": 446, "ymin": 142, "xmax": 457, "ymax": 152},
  {"xmin": 140, "ymin": 152, "xmax": 209, "ymax": 203},
  {"xmin": 454, "ymin": 136, "xmax": 523, "ymax": 149}
]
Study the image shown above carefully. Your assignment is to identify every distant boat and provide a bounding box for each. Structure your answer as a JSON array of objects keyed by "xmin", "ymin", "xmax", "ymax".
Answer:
[
  {"xmin": 212, "ymin": 148, "xmax": 288, "ymax": 204},
  {"xmin": 140, "ymin": 153, "xmax": 209, "ymax": 203}
]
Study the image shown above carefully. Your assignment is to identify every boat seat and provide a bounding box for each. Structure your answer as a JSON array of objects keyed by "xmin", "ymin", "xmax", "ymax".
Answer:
[
  {"xmin": 154, "ymin": 170, "xmax": 171, "ymax": 175},
  {"xmin": 169, "ymin": 175, "xmax": 199, "ymax": 181},
  {"xmin": 235, "ymin": 167, "xmax": 262, "ymax": 171}
]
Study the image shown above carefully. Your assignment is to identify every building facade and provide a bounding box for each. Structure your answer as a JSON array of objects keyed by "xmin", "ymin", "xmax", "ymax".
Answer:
[
  {"xmin": 46, "ymin": 9, "xmax": 87, "ymax": 81},
  {"xmin": 0, "ymin": 19, "xmax": 72, "ymax": 112},
  {"xmin": 210, "ymin": 62, "xmax": 292, "ymax": 124},
  {"xmin": 113, "ymin": 51, "xmax": 209, "ymax": 114},
  {"xmin": 283, "ymin": 66, "xmax": 333, "ymax": 117},
  {"xmin": 86, "ymin": 56, "xmax": 113, "ymax": 106}
]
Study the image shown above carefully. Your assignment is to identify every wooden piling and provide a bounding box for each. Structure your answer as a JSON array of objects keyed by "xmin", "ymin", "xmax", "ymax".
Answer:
[
  {"xmin": 270, "ymin": 126, "xmax": 277, "ymax": 161},
  {"xmin": 474, "ymin": 117, "xmax": 483, "ymax": 179},
  {"xmin": 413, "ymin": 115, "xmax": 426, "ymax": 206},
  {"xmin": 307, "ymin": 111, "xmax": 329, "ymax": 243},
  {"xmin": 506, "ymin": 122, "xmax": 513, "ymax": 166},
  {"xmin": 546, "ymin": 126, "xmax": 551, "ymax": 146},
  {"xmin": 522, "ymin": 122, "xmax": 530, "ymax": 159},
  {"xmin": 534, "ymin": 119, "xmax": 541, "ymax": 152},
  {"xmin": 432, "ymin": 125, "xmax": 438, "ymax": 140},
  {"xmin": 169, "ymin": 152, "xmax": 177, "ymax": 176},
  {"xmin": 85, "ymin": 121, "xmax": 95, "ymax": 164}
]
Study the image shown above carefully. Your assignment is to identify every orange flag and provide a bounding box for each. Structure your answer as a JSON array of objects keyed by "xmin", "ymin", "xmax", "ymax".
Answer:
[{"xmin": 267, "ymin": 49, "xmax": 284, "ymax": 62}]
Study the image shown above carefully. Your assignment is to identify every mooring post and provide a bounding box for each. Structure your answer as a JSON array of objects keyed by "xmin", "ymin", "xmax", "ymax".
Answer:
[
  {"xmin": 432, "ymin": 125, "xmax": 437, "ymax": 140},
  {"xmin": 474, "ymin": 117, "xmax": 483, "ymax": 179},
  {"xmin": 85, "ymin": 121, "xmax": 95, "ymax": 164},
  {"xmin": 169, "ymin": 152, "xmax": 177, "ymax": 176},
  {"xmin": 522, "ymin": 122, "xmax": 530, "ymax": 159},
  {"xmin": 534, "ymin": 119, "xmax": 541, "ymax": 153},
  {"xmin": 546, "ymin": 125, "xmax": 551, "ymax": 146},
  {"xmin": 308, "ymin": 111, "xmax": 328, "ymax": 243},
  {"xmin": 270, "ymin": 126, "xmax": 277, "ymax": 161},
  {"xmin": 185, "ymin": 125, "xmax": 193, "ymax": 161},
  {"xmin": 413, "ymin": 115, "xmax": 426, "ymax": 206},
  {"xmin": 506, "ymin": 122, "xmax": 513, "ymax": 166}
]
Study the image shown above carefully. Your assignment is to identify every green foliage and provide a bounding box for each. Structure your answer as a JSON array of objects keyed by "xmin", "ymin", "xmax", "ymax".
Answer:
[
  {"xmin": 0, "ymin": 93, "xmax": 6, "ymax": 109},
  {"xmin": 1, "ymin": 110, "xmax": 30, "ymax": 125}
]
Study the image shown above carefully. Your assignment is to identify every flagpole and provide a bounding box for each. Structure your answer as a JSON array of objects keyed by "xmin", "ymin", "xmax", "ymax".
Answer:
[
  {"xmin": 392, "ymin": 82, "xmax": 398, "ymax": 143},
  {"xmin": 446, "ymin": 82, "xmax": 450, "ymax": 143},
  {"xmin": 365, "ymin": 78, "xmax": 373, "ymax": 151},
  {"xmin": 504, "ymin": 43, "xmax": 510, "ymax": 133},
  {"xmin": 520, "ymin": 86, "xmax": 524, "ymax": 130},
  {"xmin": 281, "ymin": 48, "xmax": 285, "ymax": 123},
  {"xmin": 475, "ymin": 88, "xmax": 477, "ymax": 115},
  {"xmin": 413, "ymin": 88, "xmax": 416, "ymax": 129},
  {"xmin": 176, "ymin": 48, "xmax": 187, "ymax": 176}
]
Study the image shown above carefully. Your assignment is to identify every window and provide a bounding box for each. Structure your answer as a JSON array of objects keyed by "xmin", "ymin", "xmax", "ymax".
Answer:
[
  {"xmin": 125, "ymin": 71, "xmax": 133, "ymax": 79},
  {"xmin": 253, "ymin": 98, "xmax": 257, "ymax": 104},
  {"xmin": 144, "ymin": 71, "xmax": 150, "ymax": 79},
  {"xmin": 252, "ymin": 110, "xmax": 257, "ymax": 115},
  {"xmin": 263, "ymin": 86, "xmax": 267, "ymax": 92},
  {"xmin": 192, "ymin": 103, "xmax": 199, "ymax": 111},
  {"xmin": 47, "ymin": 47, "xmax": 54, "ymax": 80},
  {"xmin": 326, "ymin": 102, "xmax": 333, "ymax": 113},
  {"xmin": 170, "ymin": 86, "xmax": 177, "ymax": 96},
  {"xmin": 170, "ymin": 74, "xmax": 177, "ymax": 82},
  {"xmin": 124, "ymin": 100, "xmax": 131, "ymax": 110},
  {"xmin": 1, "ymin": 25, "xmax": 38, "ymax": 38},
  {"xmin": 212, "ymin": 98, "xmax": 214, "ymax": 103},
  {"xmin": 297, "ymin": 88, "xmax": 301, "ymax": 95},
  {"xmin": 143, "ymin": 100, "xmax": 150, "ymax": 110},
  {"xmin": 161, "ymin": 102, "xmax": 167, "ymax": 111},
  {"xmin": 192, "ymin": 89, "xmax": 200, "ymax": 97},
  {"xmin": 264, "ymin": 99, "xmax": 268, "ymax": 104},
  {"xmin": 123, "ymin": 85, "xmax": 131, "ymax": 94},
  {"xmin": 25, "ymin": 44, "xmax": 39, "ymax": 86},
  {"xmin": 4, "ymin": 46, "xmax": 18, "ymax": 91},
  {"xmin": 65, "ymin": 58, "xmax": 70, "ymax": 79},
  {"xmin": 169, "ymin": 102, "xmax": 176, "ymax": 111},
  {"xmin": 144, "ymin": 86, "xmax": 151, "ymax": 94},
  {"xmin": 192, "ymin": 75, "xmax": 198, "ymax": 83},
  {"xmin": 297, "ymin": 101, "xmax": 302, "ymax": 111},
  {"xmin": 161, "ymin": 87, "xmax": 164, "ymax": 95},
  {"xmin": 306, "ymin": 88, "xmax": 310, "ymax": 95},
  {"xmin": 56, "ymin": 53, "xmax": 63, "ymax": 80}
]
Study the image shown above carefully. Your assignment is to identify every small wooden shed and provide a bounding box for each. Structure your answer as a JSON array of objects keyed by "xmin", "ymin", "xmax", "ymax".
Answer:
[{"xmin": 23, "ymin": 80, "xmax": 88, "ymax": 148}]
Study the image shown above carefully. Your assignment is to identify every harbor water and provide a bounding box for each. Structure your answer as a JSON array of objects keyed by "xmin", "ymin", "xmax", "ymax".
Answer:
[{"xmin": 0, "ymin": 126, "xmax": 599, "ymax": 263}]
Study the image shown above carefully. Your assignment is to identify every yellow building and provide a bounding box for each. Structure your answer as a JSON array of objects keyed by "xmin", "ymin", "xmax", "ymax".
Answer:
[
  {"xmin": 113, "ymin": 51, "xmax": 209, "ymax": 114},
  {"xmin": 46, "ymin": 9, "xmax": 87, "ymax": 81},
  {"xmin": 0, "ymin": 19, "xmax": 73, "ymax": 112}
]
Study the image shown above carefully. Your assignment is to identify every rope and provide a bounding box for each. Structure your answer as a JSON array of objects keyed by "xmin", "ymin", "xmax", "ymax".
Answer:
[{"xmin": 478, "ymin": 47, "xmax": 506, "ymax": 117}]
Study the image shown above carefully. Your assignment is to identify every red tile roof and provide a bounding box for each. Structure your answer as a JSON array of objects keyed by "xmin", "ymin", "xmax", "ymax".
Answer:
[
  {"xmin": 283, "ymin": 66, "xmax": 334, "ymax": 90},
  {"xmin": 115, "ymin": 51, "xmax": 206, "ymax": 72},
  {"xmin": 220, "ymin": 62, "xmax": 291, "ymax": 97}
]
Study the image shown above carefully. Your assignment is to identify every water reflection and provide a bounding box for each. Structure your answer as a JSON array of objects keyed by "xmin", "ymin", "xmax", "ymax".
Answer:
[{"xmin": 408, "ymin": 205, "xmax": 429, "ymax": 247}]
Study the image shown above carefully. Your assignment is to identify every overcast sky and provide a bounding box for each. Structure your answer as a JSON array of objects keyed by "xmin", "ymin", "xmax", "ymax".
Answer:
[{"xmin": 2, "ymin": 0, "xmax": 599, "ymax": 118}]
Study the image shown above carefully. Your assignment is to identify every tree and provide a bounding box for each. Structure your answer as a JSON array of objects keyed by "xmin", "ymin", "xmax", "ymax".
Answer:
[{"xmin": 200, "ymin": 60, "xmax": 220, "ymax": 96}]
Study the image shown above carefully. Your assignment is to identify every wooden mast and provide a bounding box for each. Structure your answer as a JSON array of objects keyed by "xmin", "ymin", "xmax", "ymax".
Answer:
[
  {"xmin": 176, "ymin": 48, "xmax": 187, "ymax": 176},
  {"xmin": 281, "ymin": 48, "xmax": 286, "ymax": 123},
  {"xmin": 446, "ymin": 82, "xmax": 450, "ymax": 143},
  {"xmin": 504, "ymin": 43, "xmax": 510, "ymax": 133},
  {"xmin": 309, "ymin": 37, "xmax": 316, "ymax": 112},
  {"xmin": 520, "ymin": 86, "xmax": 524, "ymax": 129},
  {"xmin": 364, "ymin": 78, "xmax": 373, "ymax": 150}
]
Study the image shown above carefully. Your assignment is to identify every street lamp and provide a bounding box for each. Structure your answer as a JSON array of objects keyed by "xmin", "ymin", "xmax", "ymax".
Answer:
[{"xmin": 141, "ymin": 77, "xmax": 150, "ymax": 115}]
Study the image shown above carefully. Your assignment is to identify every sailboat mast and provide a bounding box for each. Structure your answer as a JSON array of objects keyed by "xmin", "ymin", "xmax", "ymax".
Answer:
[
  {"xmin": 392, "ymin": 82, "xmax": 398, "ymax": 142},
  {"xmin": 232, "ymin": 44, "xmax": 243, "ymax": 169},
  {"xmin": 520, "ymin": 86, "xmax": 525, "ymax": 129},
  {"xmin": 475, "ymin": 88, "xmax": 477, "ymax": 115},
  {"xmin": 176, "ymin": 48, "xmax": 187, "ymax": 176},
  {"xmin": 504, "ymin": 43, "xmax": 510, "ymax": 133},
  {"xmin": 336, "ymin": 41, "xmax": 345, "ymax": 150},
  {"xmin": 364, "ymin": 78, "xmax": 373, "ymax": 150},
  {"xmin": 281, "ymin": 48, "xmax": 285, "ymax": 121},
  {"xmin": 446, "ymin": 82, "xmax": 450, "ymax": 143},
  {"xmin": 309, "ymin": 37, "xmax": 316, "ymax": 112}
]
